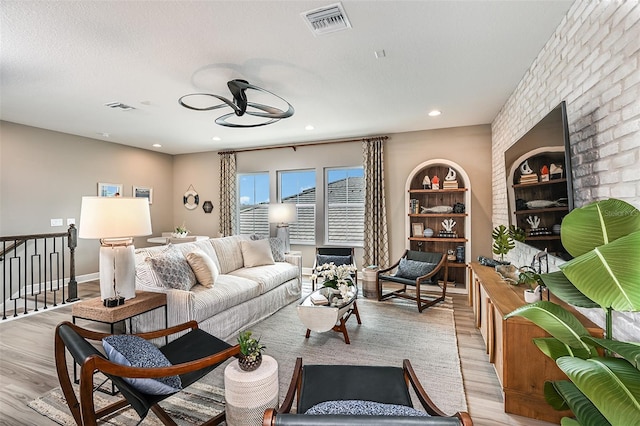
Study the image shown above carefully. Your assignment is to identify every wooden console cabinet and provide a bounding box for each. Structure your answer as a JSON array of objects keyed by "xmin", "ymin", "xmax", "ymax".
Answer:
[{"xmin": 470, "ymin": 262, "xmax": 602, "ymax": 423}]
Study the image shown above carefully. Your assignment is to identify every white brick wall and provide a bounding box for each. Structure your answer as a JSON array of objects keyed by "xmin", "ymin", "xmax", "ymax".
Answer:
[{"xmin": 493, "ymin": 1, "xmax": 640, "ymax": 342}]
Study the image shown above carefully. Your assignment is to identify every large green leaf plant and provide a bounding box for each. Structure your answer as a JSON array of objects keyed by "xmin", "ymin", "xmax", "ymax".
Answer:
[{"xmin": 504, "ymin": 199, "xmax": 640, "ymax": 425}]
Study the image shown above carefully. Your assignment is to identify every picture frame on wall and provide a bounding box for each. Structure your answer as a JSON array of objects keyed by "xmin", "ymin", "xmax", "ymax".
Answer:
[
  {"xmin": 133, "ymin": 186, "xmax": 153, "ymax": 204},
  {"xmin": 412, "ymin": 222, "xmax": 424, "ymax": 237},
  {"xmin": 97, "ymin": 182, "xmax": 123, "ymax": 197}
]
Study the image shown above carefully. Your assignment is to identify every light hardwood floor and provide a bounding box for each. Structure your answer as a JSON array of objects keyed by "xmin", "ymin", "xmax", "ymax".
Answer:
[{"xmin": 0, "ymin": 282, "xmax": 557, "ymax": 425}]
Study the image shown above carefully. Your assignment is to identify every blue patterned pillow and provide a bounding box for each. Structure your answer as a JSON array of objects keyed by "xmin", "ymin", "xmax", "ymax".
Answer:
[
  {"xmin": 395, "ymin": 258, "xmax": 437, "ymax": 281},
  {"xmin": 146, "ymin": 245, "xmax": 197, "ymax": 291},
  {"xmin": 102, "ymin": 335, "xmax": 182, "ymax": 395},
  {"xmin": 305, "ymin": 400, "xmax": 429, "ymax": 416}
]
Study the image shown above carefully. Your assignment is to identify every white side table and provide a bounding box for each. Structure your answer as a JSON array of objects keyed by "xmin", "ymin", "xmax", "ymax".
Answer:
[{"xmin": 224, "ymin": 355, "xmax": 279, "ymax": 426}]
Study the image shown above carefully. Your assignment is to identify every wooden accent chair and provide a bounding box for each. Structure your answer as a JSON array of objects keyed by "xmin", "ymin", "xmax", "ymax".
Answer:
[
  {"xmin": 263, "ymin": 357, "xmax": 472, "ymax": 425},
  {"xmin": 54, "ymin": 320, "xmax": 240, "ymax": 426},
  {"xmin": 377, "ymin": 250, "xmax": 448, "ymax": 312},
  {"xmin": 311, "ymin": 247, "xmax": 357, "ymax": 290}
]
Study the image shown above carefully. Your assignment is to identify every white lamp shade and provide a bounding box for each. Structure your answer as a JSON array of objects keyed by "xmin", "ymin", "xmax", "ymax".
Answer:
[
  {"xmin": 79, "ymin": 196, "xmax": 152, "ymax": 239},
  {"xmin": 268, "ymin": 203, "xmax": 297, "ymax": 224}
]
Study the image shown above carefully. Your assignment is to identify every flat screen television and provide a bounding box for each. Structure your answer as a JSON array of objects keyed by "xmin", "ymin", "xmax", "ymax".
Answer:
[{"xmin": 504, "ymin": 101, "xmax": 573, "ymax": 259}]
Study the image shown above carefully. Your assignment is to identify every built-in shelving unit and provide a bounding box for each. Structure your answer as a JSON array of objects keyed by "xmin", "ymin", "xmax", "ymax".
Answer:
[{"xmin": 405, "ymin": 160, "xmax": 471, "ymax": 292}]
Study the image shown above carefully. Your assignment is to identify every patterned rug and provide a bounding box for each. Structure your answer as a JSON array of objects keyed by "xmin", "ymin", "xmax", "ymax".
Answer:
[{"xmin": 30, "ymin": 294, "xmax": 466, "ymax": 424}]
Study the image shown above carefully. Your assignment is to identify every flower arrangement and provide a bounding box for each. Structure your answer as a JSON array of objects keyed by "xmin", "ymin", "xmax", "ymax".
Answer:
[
  {"xmin": 237, "ymin": 330, "xmax": 265, "ymax": 371},
  {"xmin": 173, "ymin": 223, "xmax": 189, "ymax": 238},
  {"xmin": 311, "ymin": 262, "xmax": 356, "ymax": 300}
]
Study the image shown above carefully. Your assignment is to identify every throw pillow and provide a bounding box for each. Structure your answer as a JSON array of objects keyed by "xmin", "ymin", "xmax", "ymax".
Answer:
[
  {"xmin": 268, "ymin": 237, "xmax": 286, "ymax": 262},
  {"xmin": 316, "ymin": 254, "xmax": 352, "ymax": 268},
  {"xmin": 395, "ymin": 258, "xmax": 437, "ymax": 281},
  {"xmin": 185, "ymin": 249, "xmax": 219, "ymax": 288},
  {"xmin": 240, "ymin": 239, "xmax": 275, "ymax": 267},
  {"xmin": 146, "ymin": 246, "xmax": 197, "ymax": 291},
  {"xmin": 102, "ymin": 334, "xmax": 182, "ymax": 395},
  {"xmin": 305, "ymin": 400, "xmax": 429, "ymax": 416}
]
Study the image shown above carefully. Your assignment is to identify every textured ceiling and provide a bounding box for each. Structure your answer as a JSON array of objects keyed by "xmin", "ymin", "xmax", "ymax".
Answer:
[{"xmin": 0, "ymin": 1, "xmax": 573, "ymax": 155}]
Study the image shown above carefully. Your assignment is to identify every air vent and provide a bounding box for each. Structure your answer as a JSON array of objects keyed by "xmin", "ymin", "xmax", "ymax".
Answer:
[
  {"xmin": 104, "ymin": 102, "xmax": 135, "ymax": 111},
  {"xmin": 301, "ymin": 3, "xmax": 352, "ymax": 36}
]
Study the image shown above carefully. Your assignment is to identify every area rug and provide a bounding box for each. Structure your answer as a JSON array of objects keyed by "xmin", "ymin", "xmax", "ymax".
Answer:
[
  {"xmin": 31, "ymin": 295, "xmax": 466, "ymax": 424},
  {"xmin": 28, "ymin": 381, "xmax": 225, "ymax": 425}
]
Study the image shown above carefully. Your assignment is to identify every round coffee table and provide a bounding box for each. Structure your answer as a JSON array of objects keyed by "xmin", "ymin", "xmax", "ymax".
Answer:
[{"xmin": 297, "ymin": 287, "xmax": 362, "ymax": 344}]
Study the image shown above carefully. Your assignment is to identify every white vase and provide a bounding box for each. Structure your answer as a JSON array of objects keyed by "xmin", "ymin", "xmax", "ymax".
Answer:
[{"xmin": 524, "ymin": 286, "xmax": 542, "ymax": 303}]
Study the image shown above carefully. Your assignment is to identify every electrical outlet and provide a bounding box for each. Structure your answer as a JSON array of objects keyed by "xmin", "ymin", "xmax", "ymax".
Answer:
[
  {"xmin": 67, "ymin": 218, "xmax": 75, "ymax": 225},
  {"xmin": 50, "ymin": 218, "xmax": 63, "ymax": 227}
]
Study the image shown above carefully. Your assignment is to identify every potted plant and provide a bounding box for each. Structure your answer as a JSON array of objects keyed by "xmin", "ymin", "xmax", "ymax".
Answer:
[
  {"xmin": 237, "ymin": 330, "xmax": 265, "ymax": 372},
  {"xmin": 492, "ymin": 224, "xmax": 515, "ymax": 262},
  {"xmin": 505, "ymin": 198, "xmax": 640, "ymax": 424},
  {"xmin": 173, "ymin": 223, "xmax": 189, "ymax": 238},
  {"xmin": 517, "ymin": 266, "xmax": 543, "ymax": 303}
]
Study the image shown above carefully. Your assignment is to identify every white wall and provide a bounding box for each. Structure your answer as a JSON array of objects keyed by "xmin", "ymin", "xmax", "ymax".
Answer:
[{"xmin": 492, "ymin": 1, "xmax": 640, "ymax": 341}]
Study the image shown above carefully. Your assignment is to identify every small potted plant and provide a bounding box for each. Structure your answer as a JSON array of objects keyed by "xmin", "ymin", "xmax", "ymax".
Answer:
[
  {"xmin": 173, "ymin": 223, "xmax": 189, "ymax": 238},
  {"xmin": 518, "ymin": 266, "xmax": 543, "ymax": 303},
  {"xmin": 237, "ymin": 330, "xmax": 265, "ymax": 372}
]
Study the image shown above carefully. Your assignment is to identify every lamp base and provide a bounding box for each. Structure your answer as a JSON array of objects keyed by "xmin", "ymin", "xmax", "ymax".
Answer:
[
  {"xmin": 276, "ymin": 224, "xmax": 291, "ymax": 253},
  {"xmin": 103, "ymin": 296, "xmax": 126, "ymax": 308}
]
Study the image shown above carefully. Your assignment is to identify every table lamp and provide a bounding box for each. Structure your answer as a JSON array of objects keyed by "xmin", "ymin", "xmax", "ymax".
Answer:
[
  {"xmin": 268, "ymin": 203, "xmax": 297, "ymax": 253},
  {"xmin": 79, "ymin": 196, "xmax": 152, "ymax": 307}
]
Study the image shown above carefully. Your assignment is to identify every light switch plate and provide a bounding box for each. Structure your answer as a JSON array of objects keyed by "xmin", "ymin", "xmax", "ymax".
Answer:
[
  {"xmin": 50, "ymin": 218, "xmax": 63, "ymax": 227},
  {"xmin": 67, "ymin": 218, "xmax": 75, "ymax": 225}
]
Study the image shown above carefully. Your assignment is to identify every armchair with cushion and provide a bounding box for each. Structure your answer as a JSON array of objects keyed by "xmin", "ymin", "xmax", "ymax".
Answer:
[
  {"xmin": 263, "ymin": 357, "xmax": 472, "ymax": 425},
  {"xmin": 377, "ymin": 250, "xmax": 448, "ymax": 312},
  {"xmin": 55, "ymin": 320, "xmax": 240, "ymax": 426},
  {"xmin": 311, "ymin": 247, "xmax": 357, "ymax": 291}
]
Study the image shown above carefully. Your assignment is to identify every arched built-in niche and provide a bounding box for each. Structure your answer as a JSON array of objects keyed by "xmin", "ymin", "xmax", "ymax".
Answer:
[{"xmin": 405, "ymin": 159, "xmax": 471, "ymax": 293}]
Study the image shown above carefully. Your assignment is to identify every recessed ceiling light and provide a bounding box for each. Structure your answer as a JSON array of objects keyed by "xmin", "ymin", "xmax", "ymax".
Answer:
[
  {"xmin": 212, "ymin": 136, "xmax": 221, "ymax": 141},
  {"xmin": 428, "ymin": 110, "xmax": 441, "ymax": 117},
  {"xmin": 374, "ymin": 50, "xmax": 386, "ymax": 59},
  {"xmin": 152, "ymin": 143, "xmax": 162, "ymax": 148},
  {"xmin": 305, "ymin": 125, "xmax": 315, "ymax": 131}
]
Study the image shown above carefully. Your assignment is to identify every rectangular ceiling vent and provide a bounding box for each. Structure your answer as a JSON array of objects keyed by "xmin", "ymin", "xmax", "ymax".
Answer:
[
  {"xmin": 104, "ymin": 101, "xmax": 135, "ymax": 111},
  {"xmin": 301, "ymin": 3, "xmax": 352, "ymax": 36}
]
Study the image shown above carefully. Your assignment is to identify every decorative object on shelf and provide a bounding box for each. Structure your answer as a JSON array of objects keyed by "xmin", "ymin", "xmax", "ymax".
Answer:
[
  {"xmin": 478, "ymin": 255, "xmax": 510, "ymax": 267},
  {"xmin": 237, "ymin": 330, "xmax": 266, "ymax": 372},
  {"xmin": 456, "ymin": 245, "xmax": 465, "ymax": 263},
  {"xmin": 422, "ymin": 175, "xmax": 431, "ymax": 189},
  {"xmin": 526, "ymin": 215, "xmax": 552, "ymax": 236},
  {"xmin": 518, "ymin": 160, "xmax": 538, "ymax": 184},
  {"xmin": 420, "ymin": 205, "xmax": 453, "ymax": 214},
  {"xmin": 526, "ymin": 198, "xmax": 568, "ymax": 209},
  {"xmin": 495, "ymin": 264, "xmax": 519, "ymax": 285},
  {"xmin": 492, "ymin": 225, "xmax": 515, "ymax": 261},
  {"xmin": 518, "ymin": 266, "xmax": 544, "ymax": 302},
  {"xmin": 431, "ymin": 175, "xmax": 440, "ymax": 190},
  {"xmin": 422, "ymin": 228, "xmax": 434, "ymax": 238},
  {"xmin": 452, "ymin": 202, "xmax": 465, "ymax": 213},
  {"xmin": 438, "ymin": 218, "xmax": 457, "ymax": 238},
  {"xmin": 268, "ymin": 203, "xmax": 297, "ymax": 253},
  {"xmin": 550, "ymin": 163, "xmax": 563, "ymax": 179},
  {"xmin": 412, "ymin": 222, "xmax": 424, "ymax": 237},
  {"xmin": 312, "ymin": 262, "xmax": 356, "ymax": 301},
  {"xmin": 178, "ymin": 79, "xmax": 294, "ymax": 128},
  {"xmin": 78, "ymin": 197, "xmax": 152, "ymax": 306},
  {"xmin": 526, "ymin": 215, "xmax": 540, "ymax": 230},
  {"xmin": 173, "ymin": 223, "xmax": 189, "ymax": 238},
  {"xmin": 540, "ymin": 165, "xmax": 550, "ymax": 182},
  {"xmin": 447, "ymin": 249, "xmax": 456, "ymax": 261},
  {"xmin": 202, "ymin": 201, "xmax": 213, "ymax": 214},
  {"xmin": 183, "ymin": 184, "xmax": 199, "ymax": 210},
  {"xmin": 552, "ymin": 224, "xmax": 561, "ymax": 235},
  {"xmin": 409, "ymin": 199, "xmax": 420, "ymax": 214},
  {"xmin": 443, "ymin": 168, "xmax": 458, "ymax": 189}
]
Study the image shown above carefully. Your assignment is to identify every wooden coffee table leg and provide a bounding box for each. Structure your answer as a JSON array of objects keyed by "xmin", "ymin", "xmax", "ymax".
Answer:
[
  {"xmin": 352, "ymin": 301, "xmax": 362, "ymax": 324},
  {"xmin": 333, "ymin": 318, "xmax": 350, "ymax": 344}
]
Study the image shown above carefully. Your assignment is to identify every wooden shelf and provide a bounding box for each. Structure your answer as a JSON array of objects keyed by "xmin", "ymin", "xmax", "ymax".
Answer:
[
  {"xmin": 525, "ymin": 235, "xmax": 561, "ymax": 241},
  {"xmin": 408, "ymin": 213, "xmax": 467, "ymax": 218},
  {"xmin": 409, "ymin": 237, "xmax": 467, "ymax": 243},
  {"xmin": 512, "ymin": 178, "xmax": 566, "ymax": 189},
  {"xmin": 514, "ymin": 206, "xmax": 568, "ymax": 215},
  {"xmin": 409, "ymin": 188, "xmax": 467, "ymax": 194},
  {"xmin": 447, "ymin": 262, "xmax": 467, "ymax": 268}
]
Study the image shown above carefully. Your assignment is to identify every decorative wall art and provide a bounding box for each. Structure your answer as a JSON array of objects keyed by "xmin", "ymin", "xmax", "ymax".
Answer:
[
  {"xmin": 412, "ymin": 223, "xmax": 424, "ymax": 237},
  {"xmin": 97, "ymin": 182, "xmax": 123, "ymax": 197},
  {"xmin": 133, "ymin": 186, "xmax": 153, "ymax": 204},
  {"xmin": 183, "ymin": 184, "xmax": 199, "ymax": 210},
  {"xmin": 202, "ymin": 201, "xmax": 213, "ymax": 214}
]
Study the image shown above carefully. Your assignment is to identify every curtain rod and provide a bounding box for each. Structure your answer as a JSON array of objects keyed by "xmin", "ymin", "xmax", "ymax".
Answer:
[{"xmin": 218, "ymin": 135, "xmax": 388, "ymax": 155}]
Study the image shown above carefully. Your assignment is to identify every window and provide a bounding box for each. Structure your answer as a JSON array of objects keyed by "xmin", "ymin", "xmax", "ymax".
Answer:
[
  {"xmin": 238, "ymin": 173, "xmax": 269, "ymax": 235},
  {"xmin": 326, "ymin": 167, "xmax": 364, "ymax": 244},
  {"xmin": 278, "ymin": 170, "xmax": 316, "ymax": 244}
]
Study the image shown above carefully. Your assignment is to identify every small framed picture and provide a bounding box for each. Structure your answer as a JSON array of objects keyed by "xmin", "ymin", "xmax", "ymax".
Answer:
[
  {"xmin": 97, "ymin": 182, "xmax": 123, "ymax": 197},
  {"xmin": 133, "ymin": 186, "xmax": 153, "ymax": 204},
  {"xmin": 412, "ymin": 223, "xmax": 424, "ymax": 237}
]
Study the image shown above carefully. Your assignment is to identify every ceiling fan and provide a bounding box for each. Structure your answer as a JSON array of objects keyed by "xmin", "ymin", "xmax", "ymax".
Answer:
[{"xmin": 178, "ymin": 79, "xmax": 294, "ymax": 128}]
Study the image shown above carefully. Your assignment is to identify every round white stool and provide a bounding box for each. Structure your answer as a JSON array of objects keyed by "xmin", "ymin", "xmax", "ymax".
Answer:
[{"xmin": 224, "ymin": 355, "xmax": 278, "ymax": 426}]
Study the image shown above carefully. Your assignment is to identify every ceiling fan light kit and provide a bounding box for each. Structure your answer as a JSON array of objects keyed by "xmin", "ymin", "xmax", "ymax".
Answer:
[{"xmin": 179, "ymin": 79, "xmax": 294, "ymax": 128}]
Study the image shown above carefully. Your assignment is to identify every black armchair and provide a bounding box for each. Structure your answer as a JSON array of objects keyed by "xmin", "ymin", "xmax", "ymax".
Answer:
[
  {"xmin": 263, "ymin": 357, "xmax": 472, "ymax": 425},
  {"xmin": 377, "ymin": 250, "xmax": 448, "ymax": 312},
  {"xmin": 54, "ymin": 320, "xmax": 240, "ymax": 426},
  {"xmin": 311, "ymin": 247, "xmax": 357, "ymax": 290}
]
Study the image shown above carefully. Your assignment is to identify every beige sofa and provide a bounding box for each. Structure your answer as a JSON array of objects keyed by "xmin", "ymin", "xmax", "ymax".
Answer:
[{"xmin": 130, "ymin": 235, "xmax": 301, "ymax": 340}]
